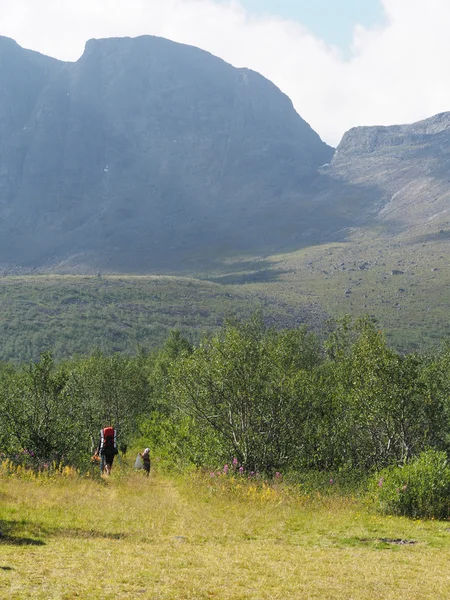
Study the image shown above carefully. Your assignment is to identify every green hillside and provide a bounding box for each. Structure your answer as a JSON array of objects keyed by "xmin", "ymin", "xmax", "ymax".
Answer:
[
  {"xmin": 0, "ymin": 224, "xmax": 449, "ymax": 363},
  {"xmin": 203, "ymin": 230, "xmax": 450, "ymax": 352},
  {"xmin": 196, "ymin": 231, "xmax": 450, "ymax": 351},
  {"xmin": 0, "ymin": 274, "xmax": 322, "ymax": 362}
]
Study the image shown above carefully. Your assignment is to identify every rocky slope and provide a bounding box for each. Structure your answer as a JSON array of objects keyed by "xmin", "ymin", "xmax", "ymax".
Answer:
[{"xmin": 323, "ymin": 112, "xmax": 450, "ymax": 238}]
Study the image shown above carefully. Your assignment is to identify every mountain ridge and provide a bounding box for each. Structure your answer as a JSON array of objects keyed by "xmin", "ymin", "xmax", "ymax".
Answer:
[
  {"xmin": 0, "ymin": 34, "xmax": 336, "ymax": 273},
  {"xmin": 0, "ymin": 35, "xmax": 449, "ymax": 275}
]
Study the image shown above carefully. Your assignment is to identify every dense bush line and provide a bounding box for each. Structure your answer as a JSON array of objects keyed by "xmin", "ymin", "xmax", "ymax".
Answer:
[
  {"xmin": 1, "ymin": 315, "xmax": 450, "ymax": 486},
  {"xmin": 369, "ymin": 450, "xmax": 450, "ymax": 519}
]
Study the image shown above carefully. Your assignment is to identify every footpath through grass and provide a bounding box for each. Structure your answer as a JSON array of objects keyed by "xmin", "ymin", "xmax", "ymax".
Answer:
[{"xmin": 1, "ymin": 460, "xmax": 450, "ymax": 599}]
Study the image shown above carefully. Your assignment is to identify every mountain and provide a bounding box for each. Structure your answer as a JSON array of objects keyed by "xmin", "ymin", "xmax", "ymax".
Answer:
[
  {"xmin": 0, "ymin": 35, "xmax": 333, "ymax": 273},
  {"xmin": 2, "ymin": 35, "xmax": 449, "ymax": 276},
  {"xmin": 2, "ymin": 35, "xmax": 450, "ymax": 353},
  {"xmin": 321, "ymin": 112, "xmax": 450, "ymax": 239},
  {"xmin": 0, "ymin": 37, "xmax": 61, "ymax": 215}
]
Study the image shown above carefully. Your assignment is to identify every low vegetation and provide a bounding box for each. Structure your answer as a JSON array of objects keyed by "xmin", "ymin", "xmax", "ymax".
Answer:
[
  {"xmin": 0, "ymin": 274, "xmax": 312, "ymax": 363},
  {"xmin": 2, "ymin": 462, "xmax": 450, "ymax": 599},
  {"xmin": 369, "ymin": 450, "xmax": 450, "ymax": 520},
  {"xmin": 1, "ymin": 315, "xmax": 450, "ymax": 515},
  {"xmin": 235, "ymin": 231, "xmax": 450, "ymax": 352},
  {"xmin": 0, "ymin": 227, "xmax": 448, "ymax": 365},
  {"xmin": 2, "ymin": 314, "xmax": 450, "ymax": 596}
]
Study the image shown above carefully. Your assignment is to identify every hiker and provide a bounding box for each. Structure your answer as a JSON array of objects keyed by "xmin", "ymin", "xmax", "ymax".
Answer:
[
  {"xmin": 140, "ymin": 447, "xmax": 151, "ymax": 475},
  {"xmin": 95, "ymin": 426, "xmax": 118, "ymax": 475}
]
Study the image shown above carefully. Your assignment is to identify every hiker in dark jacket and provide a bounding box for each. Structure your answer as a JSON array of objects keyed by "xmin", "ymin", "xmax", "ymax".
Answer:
[{"xmin": 94, "ymin": 426, "xmax": 118, "ymax": 475}]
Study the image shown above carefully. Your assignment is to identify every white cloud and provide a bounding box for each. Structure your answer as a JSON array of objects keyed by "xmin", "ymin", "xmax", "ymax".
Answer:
[{"xmin": 1, "ymin": 0, "xmax": 450, "ymax": 146}]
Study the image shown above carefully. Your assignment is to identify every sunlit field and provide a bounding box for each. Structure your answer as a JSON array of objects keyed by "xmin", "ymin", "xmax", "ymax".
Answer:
[{"xmin": 1, "ymin": 457, "xmax": 450, "ymax": 599}]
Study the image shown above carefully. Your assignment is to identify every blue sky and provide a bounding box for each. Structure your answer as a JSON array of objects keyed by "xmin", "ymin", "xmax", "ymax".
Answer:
[{"xmin": 239, "ymin": 0, "xmax": 384, "ymax": 48}]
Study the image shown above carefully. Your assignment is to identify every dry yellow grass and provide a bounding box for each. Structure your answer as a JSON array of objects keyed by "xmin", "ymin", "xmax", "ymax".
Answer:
[{"xmin": 1, "ymin": 463, "xmax": 450, "ymax": 599}]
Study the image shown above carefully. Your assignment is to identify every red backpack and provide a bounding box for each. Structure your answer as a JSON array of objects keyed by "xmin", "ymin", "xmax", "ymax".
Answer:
[{"xmin": 101, "ymin": 427, "xmax": 117, "ymax": 453}]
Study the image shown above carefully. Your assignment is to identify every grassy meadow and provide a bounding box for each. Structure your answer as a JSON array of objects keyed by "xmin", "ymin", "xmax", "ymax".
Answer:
[{"xmin": 2, "ymin": 458, "xmax": 450, "ymax": 599}]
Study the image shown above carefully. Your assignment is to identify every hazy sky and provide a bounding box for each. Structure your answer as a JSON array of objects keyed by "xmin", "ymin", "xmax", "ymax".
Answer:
[{"xmin": 1, "ymin": 0, "xmax": 449, "ymax": 146}]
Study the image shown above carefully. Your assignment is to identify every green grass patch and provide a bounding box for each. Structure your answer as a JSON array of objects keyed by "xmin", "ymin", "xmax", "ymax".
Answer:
[{"xmin": 1, "ymin": 459, "xmax": 450, "ymax": 598}]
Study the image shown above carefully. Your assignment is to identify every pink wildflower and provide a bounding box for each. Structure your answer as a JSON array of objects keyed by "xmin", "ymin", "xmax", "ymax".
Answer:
[
  {"xmin": 223, "ymin": 464, "xmax": 229, "ymax": 474},
  {"xmin": 378, "ymin": 477, "xmax": 384, "ymax": 487}
]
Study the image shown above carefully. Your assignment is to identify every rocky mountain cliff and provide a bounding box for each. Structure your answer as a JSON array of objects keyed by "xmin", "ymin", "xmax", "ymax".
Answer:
[
  {"xmin": 1, "ymin": 35, "xmax": 449, "ymax": 274},
  {"xmin": 0, "ymin": 35, "xmax": 334, "ymax": 272},
  {"xmin": 0, "ymin": 38, "xmax": 61, "ymax": 209},
  {"xmin": 323, "ymin": 112, "xmax": 450, "ymax": 238}
]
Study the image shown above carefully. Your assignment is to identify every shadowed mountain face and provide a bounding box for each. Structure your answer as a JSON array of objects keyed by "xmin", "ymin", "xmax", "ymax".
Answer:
[
  {"xmin": 1, "ymin": 35, "xmax": 449, "ymax": 275},
  {"xmin": 0, "ymin": 35, "xmax": 334, "ymax": 273},
  {"xmin": 0, "ymin": 38, "xmax": 61, "ymax": 213}
]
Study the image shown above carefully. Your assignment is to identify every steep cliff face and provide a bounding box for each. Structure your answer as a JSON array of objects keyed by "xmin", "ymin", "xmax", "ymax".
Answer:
[
  {"xmin": 0, "ymin": 37, "xmax": 61, "ymax": 209},
  {"xmin": 0, "ymin": 35, "xmax": 334, "ymax": 272},
  {"xmin": 5, "ymin": 34, "xmax": 447, "ymax": 274}
]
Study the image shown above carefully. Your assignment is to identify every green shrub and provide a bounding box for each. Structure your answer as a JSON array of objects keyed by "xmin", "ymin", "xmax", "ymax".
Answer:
[
  {"xmin": 370, "ymin": 450, "xmax": 450, "ymax": 519},
  {"xmin": 138, "ymin": 412, "xmax": 223, "ymax": 472}
]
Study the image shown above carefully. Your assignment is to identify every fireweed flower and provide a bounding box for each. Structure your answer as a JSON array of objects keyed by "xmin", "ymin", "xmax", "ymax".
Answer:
[
  {"xmin": 329, "ymin": 478, "xmax": 334, "ymax": 485},
  {"xmin": 210, "ymin": 472, "xmax": 215, "ymax": 477},
  {"xmin": 232, "ymin": 458, "xmax": 238, "ymax": 467},
  {"xmin": 223, "ymin": 464, "xmax": 229, "ymax": 474},
  {"xmin": 239, "ymin": 466, "xmax": 244, "ymax": 474},
  {"xmin": 378, "ymin": 478, "xmax": 384, "ymax": 487}
]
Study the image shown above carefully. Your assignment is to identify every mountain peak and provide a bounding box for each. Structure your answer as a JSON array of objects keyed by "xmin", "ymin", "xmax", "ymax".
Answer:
[
  {"xmin": 0, "ymin": 35, "xmax": 19, "ymax": 47},
  {"xmin": 81, "ymin": 34, "xmax": 213, "ymax": 59}
]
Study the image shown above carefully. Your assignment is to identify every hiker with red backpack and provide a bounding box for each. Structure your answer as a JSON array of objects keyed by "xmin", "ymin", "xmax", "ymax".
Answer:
[{"xmin": 94, "ymin": 426, "xmax": 118, "ymax": 475}]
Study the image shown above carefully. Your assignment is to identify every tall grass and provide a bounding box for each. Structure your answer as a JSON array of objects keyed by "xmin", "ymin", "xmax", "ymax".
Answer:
[{"xmin": 1, "ymin": 456, "xmax": 450, "ymax": 599}]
